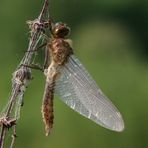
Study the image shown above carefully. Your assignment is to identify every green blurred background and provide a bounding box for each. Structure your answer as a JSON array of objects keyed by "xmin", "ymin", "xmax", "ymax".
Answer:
[{"xmin": 0, "ymin": 0, "xmax": 148, "ymax": 148}]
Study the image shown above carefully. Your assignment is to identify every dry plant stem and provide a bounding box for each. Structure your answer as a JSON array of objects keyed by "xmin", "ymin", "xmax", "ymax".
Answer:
[
  {"xmin": 0, "ymin": 126, "xmax": 6, "ymax": 148},
  {"xmin": 10, "ymin": 125, "xmax": 17, "ymax": 148},
  {"xmin": 0, "ymin": 0, "xmax": 49, "ymax": 148}
]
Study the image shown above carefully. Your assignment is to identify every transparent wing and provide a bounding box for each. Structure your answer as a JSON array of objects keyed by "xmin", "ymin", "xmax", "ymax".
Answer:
[{"xmin": 55, "ymin": 55, "xmax": 124, "ymax": 132}]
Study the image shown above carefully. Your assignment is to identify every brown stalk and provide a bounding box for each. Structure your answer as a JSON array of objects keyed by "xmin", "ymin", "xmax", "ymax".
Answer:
[{"xmin": 0, "ymin": 0, "xmax": 49, "ymax": 148}]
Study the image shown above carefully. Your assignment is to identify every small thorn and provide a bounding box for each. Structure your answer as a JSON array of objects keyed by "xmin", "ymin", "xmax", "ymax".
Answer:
[{"xmin": 0, "ymin": 117, "xmax": 16, "ymax": 128}]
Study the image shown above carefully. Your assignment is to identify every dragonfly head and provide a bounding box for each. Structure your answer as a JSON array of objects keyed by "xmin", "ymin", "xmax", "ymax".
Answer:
[{"xmin": 52, "ymin": 22, "xmax": 70, "ymax": 38}]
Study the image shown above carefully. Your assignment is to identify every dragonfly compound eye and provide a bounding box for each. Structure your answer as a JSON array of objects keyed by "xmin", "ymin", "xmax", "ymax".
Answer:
[{"xmin": 52, "ymin": 22, "xmax": 70, "ymax": 38}]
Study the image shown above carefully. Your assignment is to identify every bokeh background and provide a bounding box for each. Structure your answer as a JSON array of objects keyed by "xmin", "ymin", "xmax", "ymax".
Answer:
[{"xmin": 0, "ymin": 0, "xmax": 148, "ymax": 148}]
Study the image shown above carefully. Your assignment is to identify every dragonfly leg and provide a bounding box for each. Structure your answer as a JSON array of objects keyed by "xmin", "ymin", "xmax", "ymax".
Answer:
[
  {"xmin": 26, "ymin": 42, "xmax": 47, "ymax": 53},
  {"xmin": 21, "ymin": 63, "xmax": 44, "ymax": 72},
  {"xmin": 42, "ymin": 33, "xmax": 49, "ymax": 41}
]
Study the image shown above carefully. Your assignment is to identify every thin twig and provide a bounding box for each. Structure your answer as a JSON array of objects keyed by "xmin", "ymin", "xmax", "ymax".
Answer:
[
  {"xmin": 0, "ymin": 0, "xmax": 49, "ymax": 148},
  {"xmin": 10, "ymin": 125, "xmax": 17, "ymax": 148},
  {"xmin": 38, "ymin": 0, "xmax": 49, "ymax": 21},
  {"xmin": 0, "ymin": 126, "xmax": 6, "ymax": 148}
]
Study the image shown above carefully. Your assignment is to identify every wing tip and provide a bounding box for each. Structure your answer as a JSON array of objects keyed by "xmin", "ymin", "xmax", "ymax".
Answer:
[
  {"xmin": 115, "ymin": 122, "xmax": 125, "ymax": 132},
  {"xmin": 114, "ymin": 113, "xmax": 125, "ymax": 132}
]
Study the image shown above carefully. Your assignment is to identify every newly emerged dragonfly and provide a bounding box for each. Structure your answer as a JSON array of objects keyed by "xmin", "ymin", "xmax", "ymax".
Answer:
[{"xmin": 41, "ymin": 21, "xmax": 124, "ymax": 136}]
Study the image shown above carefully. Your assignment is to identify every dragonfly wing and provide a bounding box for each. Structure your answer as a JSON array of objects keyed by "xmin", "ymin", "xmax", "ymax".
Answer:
[{"xmin": 55, "ymin": 55, "xmax": 124, "ymax": 132}]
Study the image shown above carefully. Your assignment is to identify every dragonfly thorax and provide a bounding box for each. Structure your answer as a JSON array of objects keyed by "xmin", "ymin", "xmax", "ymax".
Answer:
[
  {"xmin": 50, "ymin": 38, "xmax": 73, "ymax": 65},
  {"xmin": 52, "ymin": 22, "xmax": 70, "ymax": 38}
]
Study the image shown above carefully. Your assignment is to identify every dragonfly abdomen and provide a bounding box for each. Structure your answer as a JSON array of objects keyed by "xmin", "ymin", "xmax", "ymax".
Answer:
[{"xmin": 42, "ymin": 64, "xmax": 59, "ymax": 136}]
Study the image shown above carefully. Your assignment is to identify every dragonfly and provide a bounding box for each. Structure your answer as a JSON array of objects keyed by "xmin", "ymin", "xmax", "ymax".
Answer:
[{"xmin": 41, "ymin": 21, "xmax": 124, "ymax": 136}]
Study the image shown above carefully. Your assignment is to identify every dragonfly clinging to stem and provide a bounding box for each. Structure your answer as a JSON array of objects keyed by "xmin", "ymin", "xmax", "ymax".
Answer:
[{"xmin": 41, "ymin": 19, "xmax": 124, "ymax": 136}]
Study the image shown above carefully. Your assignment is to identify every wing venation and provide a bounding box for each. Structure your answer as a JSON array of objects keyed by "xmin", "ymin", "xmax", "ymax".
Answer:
[{"xmin": 55, "ymin": 55, "xmax": 124, "ymax": 132}]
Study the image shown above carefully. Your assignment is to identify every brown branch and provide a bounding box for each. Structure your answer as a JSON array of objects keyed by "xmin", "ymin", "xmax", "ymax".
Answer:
[{"xmin": 0, "ymin": 0, "xmax": 50, "ymax": 148}]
